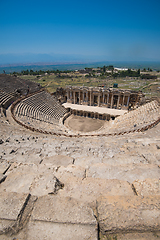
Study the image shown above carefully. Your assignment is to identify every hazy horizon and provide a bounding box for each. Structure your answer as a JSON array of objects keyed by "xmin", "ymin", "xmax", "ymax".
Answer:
[{"xmin": 1, "ymin": 60, "xmax": 160, "ymax": 74}]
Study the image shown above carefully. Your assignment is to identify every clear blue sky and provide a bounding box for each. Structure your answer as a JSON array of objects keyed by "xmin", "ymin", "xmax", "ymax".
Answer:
[{"xmin": 0, "ymin": 0, "xmax": 160, "ymax": 63}]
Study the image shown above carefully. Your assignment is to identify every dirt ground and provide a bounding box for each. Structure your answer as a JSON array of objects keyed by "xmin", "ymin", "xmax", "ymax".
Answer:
[{"xmin": 64, "ymin": 115, "xmax": 105, "ymax": 132}]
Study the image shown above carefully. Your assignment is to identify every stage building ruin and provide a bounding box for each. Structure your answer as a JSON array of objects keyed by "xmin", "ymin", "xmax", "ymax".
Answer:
[{"xmin": 56, "ymin": 86, "xmax": 144, "ymax": 110}]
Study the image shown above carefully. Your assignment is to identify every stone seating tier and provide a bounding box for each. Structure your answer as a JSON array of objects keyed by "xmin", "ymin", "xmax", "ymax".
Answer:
[
  {"xmin": 0, "ymin": 90, "xmax": 16, "ymax": 109},
  {"xmin": 106, "ymin": 100, "xmax": 160, "ymax": 134},
  {"xmin": 12, "ymin": 91, "xmax": 160, "ymax": 137},
  {"xmin": 14, "ymin": 91, "xmax": 68, "ymax": 124}
]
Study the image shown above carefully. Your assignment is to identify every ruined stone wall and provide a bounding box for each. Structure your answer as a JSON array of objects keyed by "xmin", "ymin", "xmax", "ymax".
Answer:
[{"xmin": 57, "ymin": 86, "xmax": 144, "ymax": 110}]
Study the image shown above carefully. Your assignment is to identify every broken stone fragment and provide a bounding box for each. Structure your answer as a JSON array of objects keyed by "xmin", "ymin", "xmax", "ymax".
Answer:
[
  {"xmin": 28, "ymin": 195, "xmax": 97, "ymax": 240},
  {"xmin": 48, "ymin": 176, "xmax": 64, "ymax": 194}
]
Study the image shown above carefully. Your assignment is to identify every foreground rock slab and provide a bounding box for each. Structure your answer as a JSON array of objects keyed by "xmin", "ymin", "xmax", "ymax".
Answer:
[
  {"xmin": 0, "ymin": 163, "xmax": 64, "ymax": 196},
  {"xmin": 87, "ymin": 163, "xmax": 160, "ymax": 183},
  {"xmin": 0, "ymin": 192, "xmax": 29, "ymax": 221},
  {"xmin": 42, "ymin": 154, "xmax": 74, "ymax": 167},
  {"xmin": 0, "ymin": 192, "xmax": 37, "ymax": 236},
  {"xmin": 58, "ymin": 177, "xmax": 134, "ymax": 203},
  {"xmin": 132, "ymin": 178, "xmax": 160, "ymax": 196},
  {"xmin": 97, "ymin": 195, "xmax": 160, "ymax": 235},
  {"xmin": 29, "ymin": 195, "xmax": 97, "ymax": 240}
]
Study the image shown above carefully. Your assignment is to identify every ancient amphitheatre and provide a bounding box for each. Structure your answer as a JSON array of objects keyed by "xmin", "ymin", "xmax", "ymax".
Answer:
[{"xmin": 0, "ymin": 73, "xmax": 160, "ymax": 240}]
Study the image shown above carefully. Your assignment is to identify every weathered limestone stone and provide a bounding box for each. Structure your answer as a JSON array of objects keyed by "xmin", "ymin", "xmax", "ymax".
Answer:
[
  {"xmin": 0, "ymin": 192, "xmax": 28, "ymax": 221},
  {"xmin": 0, "ymin": 163, "xmax": 64, "ymax": 196},
  {"xmin": 55, "ymin": 164, "xmax": 86, "ymax": 179},
  {"xmin": 74, "ymin": 156, "xmax": 102, "ymax": 168},
  {"xmin": 27, "ymin": 221, "xmax": 97, "ymax": 240},
  {"xmin": 0, "ymin": 167, "xmax": 35, "ymax": 193},
  {"xmin": 0, "ymin": 161, "xmax": 11, "ymax": 174},
  {"xmin": 0, "ymin": 192, "xmax": 37, "ymax": 236},
  {"xmin": 29, "ymin": 195, "xmax": 97, "ymax": 240},
  {"xmin": 102, "ymin": 154, "xmax": 146, "ymax": 165},
  {"xmin": 97, "ymin": 195, "xmax": 160, "ymax": 235},
  {"xmin": 58, "ymin": 177, "xmax": 134, "ymax": 203},
  {"xmin": 42, "ymin": 154, "xmax": 74, "ymax": 167},
  {"xmin": 29, "ymin": 175, "xmax": 64, "ymax": 196},
  {"xmin": 99, "ymin": 232, "xmax": 160, "ymax": 240},
  {"xmin": 87, "ymin": 163, "xmax": 160, "ymax": 183},
  {"xmin": 32, "ymin": 195, "xmax": 96, "ymax": 224},
  {"xmin": 132, "ymin": 178, "xmax": 160, "ymax": 196}
]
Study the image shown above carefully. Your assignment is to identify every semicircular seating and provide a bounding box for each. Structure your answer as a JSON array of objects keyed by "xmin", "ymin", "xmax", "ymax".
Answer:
[
  {"xmin": 103, "ymin": 100, "xmax": 160, "ymax": 134},
  {"xmin": 0, "ymin": 90, "xmax": 16, "ymax": 109},
  {"xmin": 13, "ymin": 90, "xmax": 160, "ymax": 136},
  {"xmin": 13, "ymin": 91, "xmax": 68, "ymax": 134}
]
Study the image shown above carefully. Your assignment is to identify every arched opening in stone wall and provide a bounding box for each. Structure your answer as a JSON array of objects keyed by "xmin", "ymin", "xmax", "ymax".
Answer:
[
  {"xmin": 94, "ymin": 95, "xmax": 98, "ymax": 106},
  {"xmin": 113, "ymin": 95, "xmax": 118, "ymax": 108}
]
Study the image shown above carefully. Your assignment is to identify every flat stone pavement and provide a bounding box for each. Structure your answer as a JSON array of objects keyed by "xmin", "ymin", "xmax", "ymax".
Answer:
[
  {"xmin": 63, "ymin": 103, "xmax": 127, "ymax": 116},
  {"xmin": 0, "ymin": 111, "xmax": 160, "ymax": 239}
]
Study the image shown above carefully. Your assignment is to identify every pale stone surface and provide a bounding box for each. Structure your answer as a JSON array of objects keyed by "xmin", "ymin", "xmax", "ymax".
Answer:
[
  {"xmin": 116, "ymin": 232, "xmax": 160, "ymax": 240},
  {"xmin": 100, "ymin": 232, "xmax": 160, "ymax": 240},
  {"xmin": 58, "ymin": 177, "xmax": 134, "ymax": 203},
  {"xmin": 0, "ymin": 163, "xmax": 63, "ymax": 196},
  {"xmin": 87, "ymin": 163, "xmax": 160, "ymax": 183},
  {"xmin": 55, "ymin": 164, "xmax": 86, "ymax": 179},
  {"xmin": 27, "ymin": 221, "xmax": 97, "ymax": 240},
  {"xmin": 63, "ymin": 102, "xmax": 127, "ymax": 115},
  {"xmin": 0, "ymin": 192, "xmax": 28, "ymax": 220},
  {"xmin": 0, "ymin": 170, "xmax": 35, "ymax": 193},
  {"xmin": 31, "ymin": 195, "xmax": 97, "ymax": 225},
  {"xmin": 133, "ymin": 178, "xmax": 160, "ymax": 196},
  {"xmin": 74, "ymin": 156, "xmax": 102, "ymax": 168},
  {"xmin": 0, "ymin": 161, "xmax": 10, "ymax": 174},
  {"xmin": 42, "ymin": 154, "xmax": 74, "ymax": 167},
  {"xmin": 97, "ymin": 195, "xmax": 160, "ymax": 234},
  {"xmin": 102, "ymin": 154, "xmax": 147, "ymax": 165},
  {"xmin": 0, "ymin": 193, "xmax": 37, "ymax": 236}
]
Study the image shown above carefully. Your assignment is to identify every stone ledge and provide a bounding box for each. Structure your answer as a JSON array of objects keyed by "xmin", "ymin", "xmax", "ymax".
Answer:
[
  {"xmin": 0, "ymin": 192, "xmax": 29, "ymax": 221},
  {"xmin": 27, "ymin": 221, "xmax": 98, "ymax": 240},
  {"xmin": 57, "ymin": 177, "xmax": 134, "ymax": 204},
  {"xmin": 86, "ymin": 163, "xmax": 160, "ymax": 183},
  {"xmin": 0, "ymin": 192, "xmax": 37, "ymax": 236},
  {"xmin": 97, "ymin": 195, "xmax": 160, "ymax": 235},
  {"xmin": 31, "ymin": 195, "xmax": 97, "ymax": 226}
]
